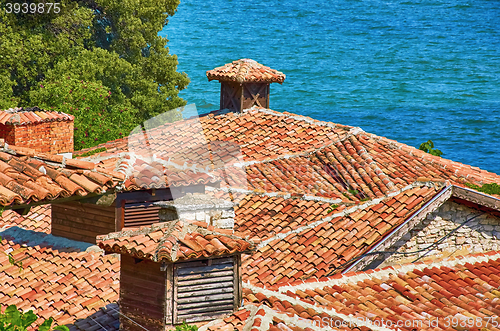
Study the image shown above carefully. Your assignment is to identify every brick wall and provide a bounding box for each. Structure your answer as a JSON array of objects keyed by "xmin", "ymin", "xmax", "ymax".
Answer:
[{"xmin": 0, "ymin": 120, "xmax": 73, "ymax": 154}]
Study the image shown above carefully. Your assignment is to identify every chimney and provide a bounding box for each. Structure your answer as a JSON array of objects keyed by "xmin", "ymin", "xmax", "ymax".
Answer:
[
  {"xmin": 206, "ymin": 59, "xmax": 285, "ymax": 112},
  {"xmin": 97, "ymin": 219, "xmax": 254, "ymax": 330},
  {"xmin": 0, "ymin": 107, "xmax": 74, "ymax": 155},
  {"xmin": 155, "ymin": 193, "xmax": 235, "ymax": 231}
]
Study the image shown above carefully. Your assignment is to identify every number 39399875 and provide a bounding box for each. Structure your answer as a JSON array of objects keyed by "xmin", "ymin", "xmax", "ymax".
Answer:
[{"xmin": 4, "ymin": 2, "xmax": 61, "ymax": 14}]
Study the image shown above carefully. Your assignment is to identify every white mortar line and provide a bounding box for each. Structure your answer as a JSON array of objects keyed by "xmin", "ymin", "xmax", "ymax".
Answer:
[
  {"xmin": 243, "ymin": 282, "xmax": 393, "ymax": 331},
  {"xmin": 256, "ymin": 182, "xmax": 432, "ymax": 250},
  {"xmin": 275, "ymin": 251, "xmax": 500, "ymax": 294},
  {"xmin": 205, "ymin": 185, "xmax": 343, "ymax": 205}
]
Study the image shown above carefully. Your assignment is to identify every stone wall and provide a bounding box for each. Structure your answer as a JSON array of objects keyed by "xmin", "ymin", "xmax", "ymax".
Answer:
[
  {"xmin": 156, "ymin": 193, "xmax": 235, "ymax": 230},
  {"xmin": 366, "ymin": 200, "xmax": 500, "ymax": 269}
]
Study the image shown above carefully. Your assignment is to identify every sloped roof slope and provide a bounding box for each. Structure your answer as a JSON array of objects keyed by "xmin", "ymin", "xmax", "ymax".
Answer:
[
  {"xmin": 206, "ymin": 59, "xmax": 286, "ymax": 84},
  {"xmin": 1, "ymin": 205, "xmax": 51, "ymax": 233},
  {"xmin": 97, "ymin": 219, "xmax": 255, "ymax": 263},
  {"xmin": 0, "ymin": 107, "xmax": 73, "ymax": 125},
  {"xmin": 2, "ymin": 105, "xmax": 500, "ymax": 330},
  {"xmin": 204, "ymin": 251, "xmax": 500, "ymax": 331},
  {"xmin": 237, "ymin": 183, "xmax": 442, "ymax": 287},
  {"xmin": 0, "ymin": 145, "xmax": 122, "ymax": 206},
  {"xmin": 78, "ymin": 107, "xmax": 500, "ymax": 201},
  {"xmin": 0, "ymin": 239, "xmax": 119, "ymax": 326}
]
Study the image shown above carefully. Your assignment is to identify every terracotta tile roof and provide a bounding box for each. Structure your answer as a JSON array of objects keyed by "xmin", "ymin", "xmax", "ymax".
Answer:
[
  {"xmin": 358, "ymin": 132, "xmax": 500, "ymax": 190},
  {"xmin": 205, "ymin": 251, "xmax": 500, "ymax": 331},
  {"xmin": 239, "ymin": 184, "xmax": 442, "ymax": 287},
  {"xmin": 0, "ymin": 205, "xmax": 51, "ymax": 233},
  {"xmin": 114, "ymin": 154, "xmax": 220, "ymax": 191},
  {"xmin": 1, "ymin": 103, "xmax": 498, "ymax": 329},
  {"xmin": 76, "ymin": 108, "xmax": 351, "ymax": 163},
  {"xmin": 237, "ymin": 136, "xmax": 397, "ymax": 202},
  {"xmin": 234, "ymin": 194, "xmax": 336, "ymax": 242},
  {"xmin": 203, "ymin": 292, "xmax": 359, "ymax": 331},
  {"xmin": 0, "ymin": 107, "xmax": 73, "ymax": 125},
  {"xmin": 0, "ymin": 145, "xmax": 123, "ymax": 206},
  {"xmin": 97, "ymin": 219, "xmax": 255, "ymax": 262},
  {"xmin": 206, "ymin": 59, "xmax": 286, "ymax": 84},
  {"xmin": 262, "ymin": 250, "xmax": 500, "ymax": 331},
  {"xmin": 0, "ymin": 238, "xmax": 119, "ymax": 327},
  {"xmin": 202, "ymin": 303, "xmax": 357, "ymax": 331},
  {"xmin": 76, "ymin": 107, "xmax": 500, "ymax": 205},
  {"xmin": 0, "ymin": 142, "xmax": 217, "ymax": 205},
  {"xmin": 68, "ymin": 303, "xmax": 119, "ymax": 331}
]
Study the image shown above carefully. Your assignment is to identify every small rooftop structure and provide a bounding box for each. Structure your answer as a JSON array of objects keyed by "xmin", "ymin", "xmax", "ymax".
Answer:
[
  {"xmin": 207, "ymin": 59, "xmax": 285, "ymax": 112},
  {"xmin": 0, "ymin": 107, "xmax": 74, "ymax": 154},
  {"xmin": 97, "ymin": 219, "xmax": 255, "ymax": 328}
]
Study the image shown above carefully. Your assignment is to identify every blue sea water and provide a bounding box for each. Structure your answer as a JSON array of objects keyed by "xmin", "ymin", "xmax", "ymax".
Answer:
[{"xmin": 160, "ymin": 0, "xmax": 500, "ymax": 175}]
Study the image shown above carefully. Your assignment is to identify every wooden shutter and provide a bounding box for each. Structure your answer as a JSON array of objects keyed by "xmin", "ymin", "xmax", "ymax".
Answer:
[
  {"xmin": 123, "ymin": 202, "xmax": 161, "ymax": 228},
  {"xmin": 173, "ymin": 257, "xmax": 237, "ymax": 323}
]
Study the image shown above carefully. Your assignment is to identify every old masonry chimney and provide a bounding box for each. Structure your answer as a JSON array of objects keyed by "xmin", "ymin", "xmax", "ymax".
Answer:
[
  {"xmin": 206, "ymin": 59, "xmax": 285, "ymax": 112},
  {"xmin": 0, "ymin": 107, "xmax": 74, "ymax": 155}
]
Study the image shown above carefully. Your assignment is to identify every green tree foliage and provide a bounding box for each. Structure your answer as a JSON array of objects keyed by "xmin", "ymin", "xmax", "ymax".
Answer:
[
  {"xmin": 0, "ymin": 0, "xmax": 189, "ymax": 150},
  {"xmin": 418, "ymin": 140, "xmax": 443, "ymax": 157},
  {"xmin": 465, "ymin": 182, "xmax": 500, "ymax": 195},
  {"xmin": 0, "ymin": 305, "xmax": 69, "ymax": 331},
  {"xmin": 171, "ymin": 323, "xmax": 198, "ymax": 331}
]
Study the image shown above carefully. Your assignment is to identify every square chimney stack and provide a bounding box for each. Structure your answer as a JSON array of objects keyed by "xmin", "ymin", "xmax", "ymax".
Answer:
[
  {"xmin": 0, "ymin": 107, "xmax": 74, "ymax": 155},
  {"xmin": 206, "ymin": 59, "xmax": 285, "ymax": 112}
]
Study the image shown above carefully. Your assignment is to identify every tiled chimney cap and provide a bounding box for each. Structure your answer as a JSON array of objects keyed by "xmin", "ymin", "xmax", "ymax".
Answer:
[
  {"xmin": 0, "ymin": 107, "xmax": 74, "ymax": 125},
  {"xmin": 206, "ymin": 58, "xmax": 286, "ymax": 84}
]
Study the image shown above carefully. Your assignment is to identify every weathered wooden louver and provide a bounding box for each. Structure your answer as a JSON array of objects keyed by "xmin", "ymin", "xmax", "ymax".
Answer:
[
  {"xmin": 117, "ymin": 187, "xmax": 208, "ymax": 230},
  {"xmin": 173, "ymin": 257, "xmax": 241, "ymax": 323},
  {"xmin": 123, "ymin": 201, "xmax": 161, "ymax": 227},
  {"xmin": 119, "ymin": 255, "xmax": 243, "ymax": 330}
]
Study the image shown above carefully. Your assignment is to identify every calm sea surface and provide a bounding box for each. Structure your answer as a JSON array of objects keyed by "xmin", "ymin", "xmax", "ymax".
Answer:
[{"xmin": 160, "ymin": 0, "xmax": 500, "ymax": 175}]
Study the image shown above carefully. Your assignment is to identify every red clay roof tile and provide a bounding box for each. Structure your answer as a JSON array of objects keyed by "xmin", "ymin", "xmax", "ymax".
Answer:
[
  {"xmin": 0, "ymin": 238, "xmax": 118, "ymax": 328},
  {"xmin": 206, "ymin": 59, "xmax": 286, "ymax": 84},
  {"xmin": 97, "ymin": 220, "xmax": 255, "ymax": 262},
  {"xmin": 238, "ymin": 185, "xmax": 442, "ymax": 287},
  {"xmin": 0, "ymin": 108, "xmax": 73, "ymax": 125}
]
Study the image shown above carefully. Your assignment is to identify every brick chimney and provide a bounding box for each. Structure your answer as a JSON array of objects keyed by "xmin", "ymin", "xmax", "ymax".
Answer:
[
  {"xmin": 0, "ymin": 107, "xmax": 74, "ymax": 155},
  {"xmin": 206, "ymin": 59, "xmax": 285, "ymax": 112}
]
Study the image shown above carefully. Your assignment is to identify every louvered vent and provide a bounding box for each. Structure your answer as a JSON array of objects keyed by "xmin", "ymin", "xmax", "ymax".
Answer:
[
  {"xmin": 124, "ymin": 202, "xmax": 161, "ymax": 228},
  {"xmin": 173, "ymin": 257, "xmax": 237, "ymax": 323}
]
